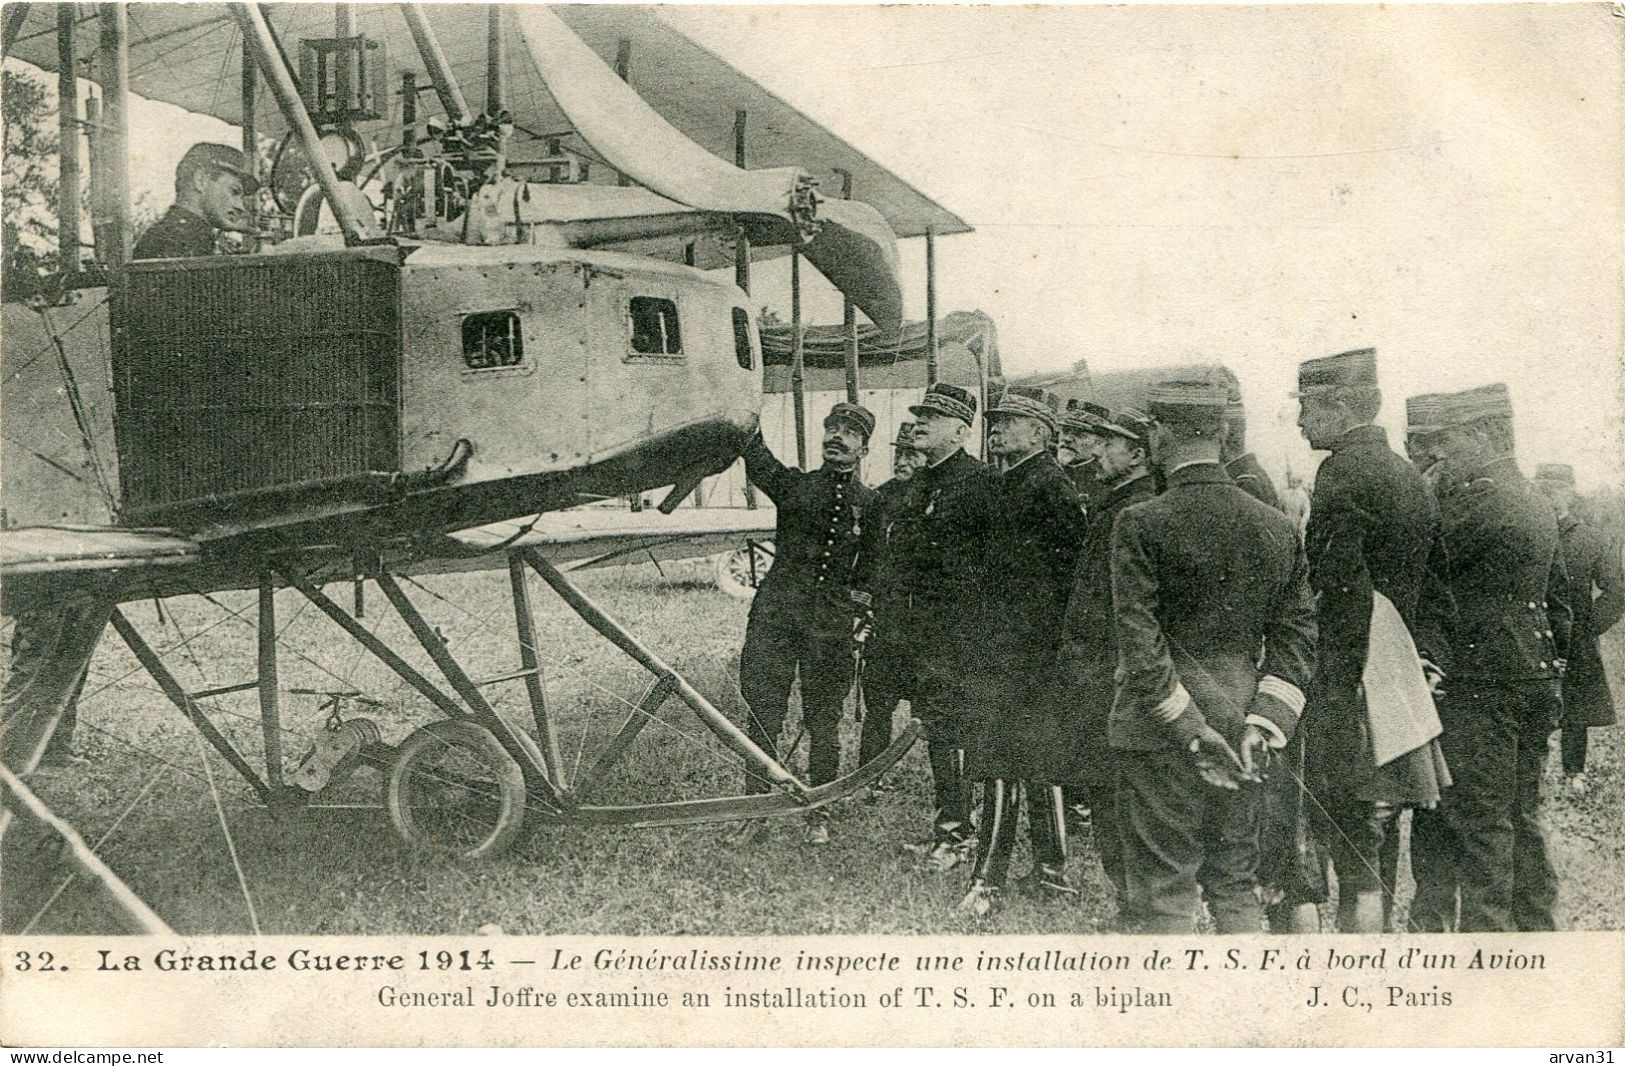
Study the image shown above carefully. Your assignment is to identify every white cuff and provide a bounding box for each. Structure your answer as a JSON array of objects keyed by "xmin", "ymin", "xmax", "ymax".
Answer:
[
  {"xmin": 1153, "ymin": 682, "xmax": 1192, "ymax": 724},
  {"xmin": 1257, "ymin": 675, "xmax": 1306, "ymax": 717},
  {"xmin": 1245, "ymin": 713, "xmax": 1287, "ymax": 749}
]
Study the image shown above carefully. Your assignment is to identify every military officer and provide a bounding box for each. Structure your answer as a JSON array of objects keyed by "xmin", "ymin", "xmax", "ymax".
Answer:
[
  {"xmin": 132, "ymin": 143, "xmax": 257, "ymax": 260},
  {"xmin": 1109, "ymin": 377, "xmax": 1318, "ymax": 934},
  {"xmin": 857, "ymin": 422, "xmax": 926, "ymax": 776},
  {"xmin": 737, "ymin": 402, "xmax": 883, "ymax": 845},
  {"xmin": 1289, "ymin": 348, "xmax": 1448, "ymax": 933},
  {"xmin": 1059, "ymin": 402, "xmax": 1113, "ymax": 515},
  {"xmin": 959, "ymin": 394, "xmax": 1088, "ymax": 915},
  {"xmin": 1408, "ymin": 383, "xmax": 1571, "ymax": 932},
  {"xmin": 1054, "ymin": 405, "xmax": 1158, "ymax": 912},
  {"xmin": 888, "ymin": 383, "xmax": 999, "ymax": 870},
  {"xmin": 1219, "ymin": 377, "xmax": 1283, "ymax": 510},
  {"xmin": 1533, "ymin": 463, "xmax": 1623, "ymax": 796}
]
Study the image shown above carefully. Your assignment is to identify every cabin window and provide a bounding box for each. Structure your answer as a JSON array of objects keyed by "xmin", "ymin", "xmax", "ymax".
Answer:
[
  {"xmin": 629, "ymin": 297, "xmax": 682, "ymax": 356},
  {"xmin": 461, "ymin": 310, "xmax": 524, "ymax": 370},
  {"xmin": 732, "ymin": 308, "xmax": 754, "ymax": 370}
]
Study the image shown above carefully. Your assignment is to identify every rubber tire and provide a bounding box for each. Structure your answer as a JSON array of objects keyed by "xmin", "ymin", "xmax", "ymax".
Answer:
[
  {"xmin": 385, "ymin": 720, "xmax": 527, "ymax": 861},
  {"xmin": 714, "ymin": 541, "xmax": 774, "ymax": 600}
]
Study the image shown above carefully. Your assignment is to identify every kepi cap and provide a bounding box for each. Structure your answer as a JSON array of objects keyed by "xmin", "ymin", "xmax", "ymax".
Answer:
[
  {"xmin": 890, "ymin": 421, "xmax": 921, "ymax": 450},
  {"xmin": 1405, "ymin": 393, "xmax": 1448, "ymax": 436},
  {"xmin": 1100, "ymin": 407, "xmax": 1154, "ymax": 448},
  {"xmin": 1293, "ymin": 348, "xmax": 1378, "ymax": 397},
  {"xmin": 823, "ymin": 401, "xmax": 876, "ymax": 441},
  {"xmin": 1433, "ymin": 383, "xmax": 1513, "ymax": 429},
  {"xmin": 909, "ymin": 383, "xmax": 977, "ymax": 425},
  {"xmin": 987, "ymin": 392, "xmax": 1057, "ymax": 434},
  {"xmin": 1147, "ymin": 377, "xmax": 1231, "ymax": 424}
]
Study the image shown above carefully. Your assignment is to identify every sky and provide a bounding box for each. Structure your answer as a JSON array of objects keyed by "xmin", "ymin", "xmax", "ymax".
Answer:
[{"xmin": 10, "ymin": 4, "xmax": 1622, "ymax": 488}]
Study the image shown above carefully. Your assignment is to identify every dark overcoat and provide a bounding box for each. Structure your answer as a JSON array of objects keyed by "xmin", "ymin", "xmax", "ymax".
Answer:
[
  {"xmin": 1300, "ymin": 425, "xmax": 1441, "ymax": 783},
  {"xmin": 966, "ymin": 452, "xmax": 1087, "ymax": 780},
  {"xmin": 880, "ymin": 447, "xmax": 998, "ymax": 740},
  {"xmin": 1109, "ymin": 462, "xmax": 1318, "ymax": 752},
  {"xmin": 1557, "ymin": 514, "xmax": 1623, "ymax": 727},
  {"xmin": 1433, "ymin": 457, "xmax": 1570, "ymax": 693},
  {"xmin": 1053, "ymin": 472, "xmax": 1158, "ymax": 784}
]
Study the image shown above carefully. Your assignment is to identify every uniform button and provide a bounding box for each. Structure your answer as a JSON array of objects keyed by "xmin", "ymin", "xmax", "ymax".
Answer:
[
  {"xmin": 1546, "ymin": 630, "xmax": 1554, "ymax": 638},
  {"xmin": 1539, "ymin": 661, "xmax": 1549, "ymax": 670},
  {"xmin": 1528, "ymin": 602, "xmax": 1537, "ymax": 610}
]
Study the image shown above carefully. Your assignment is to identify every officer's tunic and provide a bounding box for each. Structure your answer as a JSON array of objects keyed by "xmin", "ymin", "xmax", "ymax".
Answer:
[
  {"xmin": 883, "ymin": 446, "xmax": 998, "ymax": 841},
  {"xmin": 1410, "ymin": 456, "xmax": 1571, "ymax": 932},
  {"xmin": 131, "ymin": 206, "xmax": 218, "ymax": 260},
  {"xmin": 967, "ymin": 450, "xmax": 1086, "ymax": 780},
  {"xmin": 1109, "ymin": 461, "xmax": 1318, "ymax": 933},
  {"xmin": 1555, "ymin": 513, "xmax": 1623, "ymax": 729},
  {"xmin": 1297, "ymin": 424, "xmax": 1444, "ymax": 893},
  {"xmin": 1054, "ymin": 470, "xmax": 1157, "ymax": 899},
  {"xmin": 857, "ymin": 475, "xmax": 917, "ymax": 768},
  {"xmin": 737, "ymin": 435, "xmax": 881, "ymax": 790}
]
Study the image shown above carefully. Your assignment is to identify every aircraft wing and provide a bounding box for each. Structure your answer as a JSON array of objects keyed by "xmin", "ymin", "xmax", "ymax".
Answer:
[{"xmin": 1, "ymin": 508, "xmax": 775, "ymax": 609}]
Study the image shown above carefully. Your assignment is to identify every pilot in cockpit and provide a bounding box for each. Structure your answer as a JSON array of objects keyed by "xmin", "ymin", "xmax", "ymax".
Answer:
[{"xmin": 131, "ymin": 143, "xmax": 257, "ymax": 260}]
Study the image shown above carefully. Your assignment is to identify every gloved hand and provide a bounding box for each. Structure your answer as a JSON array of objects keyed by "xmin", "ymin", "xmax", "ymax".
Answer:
[{"xmin": 853, "ymin": 609, "xmax": 875, "ymax": 645}]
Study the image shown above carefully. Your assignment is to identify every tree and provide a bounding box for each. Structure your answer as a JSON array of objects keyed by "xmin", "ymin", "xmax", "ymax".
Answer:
[{"xmin": 3, "ymin": 66, "xmax": 60, "ymax": 288}]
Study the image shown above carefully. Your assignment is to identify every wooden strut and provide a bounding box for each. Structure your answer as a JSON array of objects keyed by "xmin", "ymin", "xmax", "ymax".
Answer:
[
  {"xmin": 520, "ymin": 548, "xmax": 801, "ymax": 792},
  {"xmin": 0, "ymin": 763, "xmax": 174, "ymax": 934},
  {"xmin": 508, "ymin": 554, "xmax": 568, "ymax": 792},
  {"xmin": 371, "ymin": 572, "xmax": 558, "ymax": 805},
  {"xmin": 108, "ymin": 609, "xmax": 270, "ymax": 803}
]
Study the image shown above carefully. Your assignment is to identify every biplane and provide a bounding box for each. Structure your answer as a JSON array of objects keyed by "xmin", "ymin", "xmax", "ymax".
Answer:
[{"xmin": 0, "ymin": 2, "xmax": 968, "ymax": 933}]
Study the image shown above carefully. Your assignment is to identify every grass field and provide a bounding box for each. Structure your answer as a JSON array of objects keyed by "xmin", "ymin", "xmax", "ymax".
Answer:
[{"xmin": 6, "ymin": 563, "xmax": 1622, "ymax": 935}]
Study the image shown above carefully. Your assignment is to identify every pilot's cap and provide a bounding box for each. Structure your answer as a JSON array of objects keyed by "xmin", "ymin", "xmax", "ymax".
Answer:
[
  {"xmin": 177, "ymin": 142, "xmax": 259, "ymax": 194},
  {"xmin": 824, "ymin": 401, "xmax": 876, "ymax": 441}
]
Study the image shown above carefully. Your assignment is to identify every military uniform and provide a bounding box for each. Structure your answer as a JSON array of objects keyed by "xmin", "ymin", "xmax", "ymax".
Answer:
[
  {"xmin": 1409, "ymin": 385, "xmax": 1572, "ymax": 932},
  {"xmin": 858, "ymin": 426, "xmax": 926, "ymax": 769},
  {"xmin": 1533, "ymin": 466, "xmax": 1623, "ymax": 778},
  {"xmin": 131, "ymin": 205, "xmax": 219, "ymax": 260},
  {"xmin": 737, "ymin": 414, "xmax": 882, "ymax": 794},
  {"xmin": 1291, "ymin": 351, "xmax": 1449, "ymax": 925},
  {"xmin": 887, "ymin": 384, "xmax": 998, "ymax": 847},
  {"xmin": 1055, "ymin": 408, "xmax": 1158, "ymax": 903},
  {"xmin": 962, "ymin": 396, "xmax": 1088, "ymax": 899},
  {"xmin": 1109, "ymin": 380, "xmax": 1318, "ymax": 934},
  {"xmin": 1225, "ymin": 452, "xmax": 1282, "ymax": 511}
]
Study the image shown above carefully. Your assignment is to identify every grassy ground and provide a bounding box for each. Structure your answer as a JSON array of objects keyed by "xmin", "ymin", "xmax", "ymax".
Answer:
[{"xmin": 5, "ymin": 565, "xmax": 1621, "ymax": 935}]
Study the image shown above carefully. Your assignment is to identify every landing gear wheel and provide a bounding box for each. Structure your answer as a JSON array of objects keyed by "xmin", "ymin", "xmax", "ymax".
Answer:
[
  {"xmin": 385, "ymin": 720, "xmax": 527, "ymax": 860},
  {"xmin": 715, "ymin": 541, "xmax": 774, "ymax": 600}
]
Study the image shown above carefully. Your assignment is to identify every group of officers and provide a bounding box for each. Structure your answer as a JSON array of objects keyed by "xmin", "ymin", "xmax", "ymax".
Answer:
[{"xmin": 733, "ymin": 348, "xmax": 1622, "ymax": 933}]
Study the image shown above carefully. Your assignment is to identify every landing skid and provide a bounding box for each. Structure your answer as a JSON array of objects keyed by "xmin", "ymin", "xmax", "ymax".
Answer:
[{"xmin": 3, "ymin": 545, "xmax": 918, "ymax": 930}]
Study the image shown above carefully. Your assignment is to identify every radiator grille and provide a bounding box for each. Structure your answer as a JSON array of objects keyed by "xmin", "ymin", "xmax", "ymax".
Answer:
[{"xmin": 113, "ymin": 252, "xmax": 401, "ymax": 518}]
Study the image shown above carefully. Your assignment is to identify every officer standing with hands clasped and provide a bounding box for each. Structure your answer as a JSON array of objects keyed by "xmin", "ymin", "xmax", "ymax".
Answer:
[
  {"xmin": 1054, "ymin": 405, "xmax": 1158, "ymax": 917},
  {"xmin": 1108, "ymin": 376, "xmax": 1318, "ymax": 934},
  {"xmin": 959, "ymin": 393, "xmax": 1087, "ymax": 916},
  {"xmin": 1407, "ymin": 383, "xmax": 1571, "ymax": 931},
  {"xmin": 736, "ymin": 402, "xmax": 883, "ymax": 845},
  {"xmin": 889, "ymin": 383, "xmax": 999, "ymax": 871}
]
